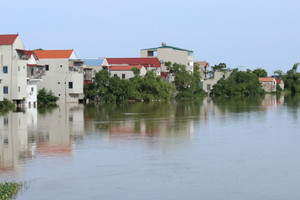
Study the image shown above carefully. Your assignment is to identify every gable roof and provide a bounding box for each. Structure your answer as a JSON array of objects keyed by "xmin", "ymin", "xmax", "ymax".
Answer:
[
  {"xmin": 34, "ymin": 50, "xmax": 74, "ymax": 59},
  {"xmin": 142, "ymin": 45, "xmax": 193, "ymax": 52},
  {"xmin": 82, "ymin": 59, "xmax": 105, "ymax": 66},
  {"xmin": 259, "ymin": 77, "xmax": 276, "ymax": 82},
  {"xmin": 0, "ymin": 34, "xmax": 18, "ymax": 45},
  {"xmin": 276, "ymin": 79, "xmax": 283, "ymax": 84},
  {"xmin": 106, "ymin": 57, "xmax": 161, "ymax": 68},
  {"xmin": 110, "ymin": 65, "xmax": 142, "ymax": 71}
]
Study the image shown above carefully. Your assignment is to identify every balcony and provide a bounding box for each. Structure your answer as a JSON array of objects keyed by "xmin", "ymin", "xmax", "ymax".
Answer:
[
  {"xmin": 27, "ymin": 65, "xmax": 45, "ymax": 80},
  {"xmin": 69, "ymin": 60, "xmax": 83, "ymax": 73}
]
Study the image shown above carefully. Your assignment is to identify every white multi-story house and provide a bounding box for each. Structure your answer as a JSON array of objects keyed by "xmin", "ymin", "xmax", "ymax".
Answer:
[
  {"xmin": 34, "ymin": 49, "xmax": 84, "ymax": 103},
  {"xmin": 141, "ymin": 42, "xmax": 194, "ymax": 73},
  {"xmin": 0, "ymin": 34, "xmax": 28, "ymax": 106}
]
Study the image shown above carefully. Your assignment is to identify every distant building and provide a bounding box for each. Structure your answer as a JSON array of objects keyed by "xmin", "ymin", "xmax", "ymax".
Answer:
[
  {"xmin": 34, "ymin": 50, "xmax": 84, "ymax": 103},
  {"xmin": 194, "ymin": 61, "xmax": 209, "ymax": 80},
  {"xmin": 82, "ymin": 58, "xmax": 109, "ymax": 85},
  {"xmin": 276, "ymin": 79, "xmax": 284, "ymax": 90},
  {"xmin": 106, "ymin": 57, "xmax": 161, "ymax": 79},
  {"xmin": 202, "ymin": 71, "xmax": 232, "ymax": 94},
  {"xmin": 141, "ymin": 42, "xmax": 194, "ymax": 73},
  {"xmin": 109, "ymin": 65, "xmax": 147, "ymax": 79},
  {"xmin": 259, "ymin": 77, "xmax": 277, "ymax": 92}
]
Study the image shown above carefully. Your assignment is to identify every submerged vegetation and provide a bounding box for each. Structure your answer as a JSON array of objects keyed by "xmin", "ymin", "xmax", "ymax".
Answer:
[
  {"xmin": 0, "ymin": 182, "xmax": 22, "ymax": 200},
  {"xmin": 0, "ymin": 99, "xmax": 15, "ymax": 114},
  {"xmin": 37, "ymin": 88, "xmax": 59, "ymax": 107},
  {"xmin": 211, "ymin": 68, "xmax": 265, "ymax": 97}
]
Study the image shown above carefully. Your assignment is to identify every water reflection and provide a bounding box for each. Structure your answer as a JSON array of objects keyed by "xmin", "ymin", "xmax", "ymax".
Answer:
[
  {"xmin": 0, "ymin": 104, "xmax": 85, "ymax": 176},
  {"xmin": 0, "ymin": 94, "xmax": 290, "ymax": 176}
]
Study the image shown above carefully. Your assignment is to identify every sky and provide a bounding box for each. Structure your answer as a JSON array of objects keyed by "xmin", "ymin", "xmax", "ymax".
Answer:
[{"xmin": 1, "ymin": 0, "xmax": 299, "ymax": 74}]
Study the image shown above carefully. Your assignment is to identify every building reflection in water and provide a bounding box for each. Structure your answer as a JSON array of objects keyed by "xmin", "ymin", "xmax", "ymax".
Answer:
[
  {"xmin": 0, "ymin": 95, "xmax": 284, "ymax": 175},
  {"xmin": 0, "ymin": 104, "xmax": 85, "ymax": 175}
]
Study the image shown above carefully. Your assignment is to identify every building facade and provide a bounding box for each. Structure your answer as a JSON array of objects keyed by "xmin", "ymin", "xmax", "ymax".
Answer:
[
  {"xmin": 109, "ymin": 65, "xmax": 146, "ymax": 79},
  {"xmin": 259, "ymin": 77, "xmax": 277, "ymax": 93},
  {"xmin": 140, "ymin": 43, "xmax": 194, "ymax": 73},
  {"xmin": 34, "ymin": 50, "xmax": 84, "ymax": 103},
  {"xmin": 0, "ymin": 34, "xmax": 28, "ymax": 106}
]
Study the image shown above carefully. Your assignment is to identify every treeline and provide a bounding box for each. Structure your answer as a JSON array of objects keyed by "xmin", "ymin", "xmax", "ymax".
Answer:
[{"xmin": 84, "ymin": 64, "xmax": 206, "ymax": 103}]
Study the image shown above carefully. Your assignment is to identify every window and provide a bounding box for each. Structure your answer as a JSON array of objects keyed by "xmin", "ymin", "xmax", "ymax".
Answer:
[
  {"xmin": 31, "ymin": 87, "xmax": 34, "ymax": 92},
  {"xmin": 147, "ymin": 51, "xmax": 154, "ymax": 57},
  {"xmin": 3, "ymin": 66, "xmax": 8, "ymax": 74},
  {"xmin": 3, "ymin": 86, "xmax": 8, "ymax": 94},
  {"xmin": 28, "ymin": 102, "xmax": 31, "ymax": 108},
  {"xmin": 122, "ymin": 74, "xmax": 125, "ymax": 79},
  {"xmin": 60, "ymin": 65, "xmax": 63, "ymax": 68},
  {"xmin": 45, "ymin": 65, "xmax": 49, "ymax": 71},
  {"xmin": 114, "ymin": 74, "xmax": 117, "ymax": 77},
  {"xmin": 69, "ymin": 82, "xmax": 73, "ymax": 89},
  {"xmin": 18, "ymin": 86, "xmax": 20, "ymax": 92},
  {"xmin": 18, "ymin": 66, "xmax": 20, "ymax": 71},
  {"xmin": 58, "ymin": 82, "xmax": 60, "ymax": 84}
]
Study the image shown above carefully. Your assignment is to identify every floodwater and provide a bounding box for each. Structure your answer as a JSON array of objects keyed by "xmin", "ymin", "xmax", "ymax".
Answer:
[{"xmin": 1, "ymin": 94, "xmax": 300, "ymax": 200}]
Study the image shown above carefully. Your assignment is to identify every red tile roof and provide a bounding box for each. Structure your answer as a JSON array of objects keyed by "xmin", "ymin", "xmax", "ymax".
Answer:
[
  {"xmin": 259, "ymin": 77, "xmax": 276, "ymax": 82},
  {"xmin": 110, "ymin": 65, "xmax": 142, "ymax": 71},
  {"xmin": 276, "ymin": 79, "xmax": 283, "ymax": 84},
  {"xmin": 106, "ymin": 57, "xmax": 161, "ymax": 68},
  {"xmin": 34, "ymin": 50, "xmax": 73, "ymax": 59},
  {"xmin": 0, "ymin": 34, "xmax": 18, "ymax": 45}
]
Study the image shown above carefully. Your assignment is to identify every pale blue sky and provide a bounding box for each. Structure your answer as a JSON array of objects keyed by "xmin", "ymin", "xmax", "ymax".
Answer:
[{"xmin": 1, "ymin": 0, "xmax": 299, "ymax": 74}]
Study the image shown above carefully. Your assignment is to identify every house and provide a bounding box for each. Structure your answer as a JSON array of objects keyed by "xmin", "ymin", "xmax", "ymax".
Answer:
[
  {"xmin": 17, "ymin": 49, "xmax": 45, "ymax": 109},
  {"xmin": 106, "ymin": 57, "xmax": 161, "ymax": 76},
  {"xmin": 202, "ymin": 71, "xmax": 232, "ymax": 93},
  {"xmin": 81, "ymin": 58, "xmax": 109, "ymax": 85},
  {"xmin": 34, "ymin": 49, "xmax": 84, "ymax": 103},
  {"xmin": 0, "ymin": 34, "xmax": 28, "ymax": 106},
  {"xmin": 259, "ymin": 77, "xmax": 277, "ymax": 92},
  {"xmin": 194, "ymin": 61, "xmax": 209, "ymax": 80},
  {"xmin": 141, "ymin": 42, "xmax": 194, "ymax": 73},
  {"xmin": 276, "ymin": 79, "xmax": 284, "ymax": 90},
  {"xmin": 109, "ymin": 65, "xmax": 147, "ymax": 79}
]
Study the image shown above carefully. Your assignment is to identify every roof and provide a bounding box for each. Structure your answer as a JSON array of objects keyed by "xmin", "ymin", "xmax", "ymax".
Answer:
[
  {"xmin": 82, "ymin": 59, "xmax": 105, "ymax": 66},
  {"xmin": 276, "ymin": 79, "xmax": 283, "ymax": 84},
  {"xmin": 106, "ymin": 57, "xmax": 161, "ymax": 68},
  {"xmin": 0, "ymin": 34, "xmax": 18, "ymax": 45},
  {"xmin": 259, "ymin": 77, "xmax": 276, "ymax": 82},
  {"xmin": 142, "ymin": 45, "xmax": 193, "ymax": 52},
  {"xmin": 34, "ymin": 49, "xmax": 73, "ymax": 59},
  {"xmin": 109, "ymin": 65, "xmax": 142, "ymax": 71}
]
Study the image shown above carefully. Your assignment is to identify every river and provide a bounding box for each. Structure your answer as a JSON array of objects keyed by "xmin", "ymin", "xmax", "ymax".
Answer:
[{"xmin": 0, "ymin": 94, "xmax": 300, "ymax": 200}]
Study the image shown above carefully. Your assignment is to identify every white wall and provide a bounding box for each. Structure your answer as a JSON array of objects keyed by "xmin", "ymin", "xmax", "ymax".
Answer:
[{"xmin": 36, "ymin": 58, "xmax": 84, "ymax": 103}]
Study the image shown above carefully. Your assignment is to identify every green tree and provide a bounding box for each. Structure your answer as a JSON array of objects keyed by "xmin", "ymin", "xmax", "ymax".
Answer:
[
  {"xmin": 211, "ymin": 69, "xmax": 265, "ymax": 97},
  {"xmin": 37, "ymin": 88, "xmax": 59, "ymax": 106},
  {"xmin": 252, "ymin": 68, "xmax": 268, "ymax": 77},
  {"xmin": 131, "ymin": 67, "xmax": 141, "ymax": 77}
]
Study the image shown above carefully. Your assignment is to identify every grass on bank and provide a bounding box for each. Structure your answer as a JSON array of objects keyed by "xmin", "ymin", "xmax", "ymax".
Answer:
[{"xmin": 0, "ymin": 182, "xmax": 22, "ymax": 200}]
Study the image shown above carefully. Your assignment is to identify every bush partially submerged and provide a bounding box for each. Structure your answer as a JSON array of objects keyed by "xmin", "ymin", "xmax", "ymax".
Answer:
[
  {"xmin": 0, "ymin": 99, "xmax": 15, "ymax": 114},
  {"xmin": 37, "ymin": 88, "xmax": 59, "ymax": 106}
]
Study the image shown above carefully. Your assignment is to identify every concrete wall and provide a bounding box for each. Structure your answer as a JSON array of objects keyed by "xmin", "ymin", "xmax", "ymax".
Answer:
[
  {"xmin": 261, "ymin": 81, "xmax": 276, "ymax": 93},
  {"xmin": 110, "ymin": 67, "xmax": 147, "ymax": 79},
  {"xmin": 202, "ymin": 71, "xmax": 232, "ymax": 93},
  {"xmin": 141, "ymin": 48, "xmax": 194, "ymax": 72},
  {"xmin": 26, "ymin": 81, "xmax": 38, "ymax": 109},
  {"xmin": 36, "ymin": 58, "xmax": 84, "ymax": 103}
]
